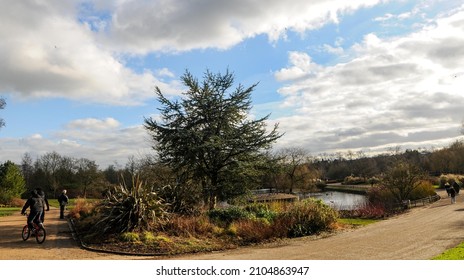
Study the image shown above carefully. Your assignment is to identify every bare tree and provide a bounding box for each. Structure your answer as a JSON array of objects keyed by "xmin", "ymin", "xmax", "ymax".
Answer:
[
  {"xmin": 277, "ymin": 147, "xmax": 319, "ymax": 194},
  {"xmin": 381, "ymin": 160, "xmax": 426, "ymax": 203}
]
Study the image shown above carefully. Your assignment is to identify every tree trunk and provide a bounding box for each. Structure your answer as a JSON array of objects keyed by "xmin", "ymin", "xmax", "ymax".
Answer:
[{"xmin": 209, "ymin": 195, "xmax": 217, "ymax": 210}]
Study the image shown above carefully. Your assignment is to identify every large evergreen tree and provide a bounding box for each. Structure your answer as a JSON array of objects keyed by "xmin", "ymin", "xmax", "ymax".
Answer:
[{"xmin": 144, "ymin": 69, "xmax": 282, "ymax": 209}]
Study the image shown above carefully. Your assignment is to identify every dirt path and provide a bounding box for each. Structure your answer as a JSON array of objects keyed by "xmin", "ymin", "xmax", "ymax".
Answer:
[
  {"xmin": 1, "ymin": 190, "xmax": 463, "ymax": 260},
  {"xmin": 0, "ymin": 208, "xmax": 147, "ymax": 260},
  {"xmin": 174, "ymin": 190, "xmax": 464, "ymax": 260}
]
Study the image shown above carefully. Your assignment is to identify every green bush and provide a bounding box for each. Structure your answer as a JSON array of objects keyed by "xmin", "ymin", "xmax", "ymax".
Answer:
[
  {"xmin": 208, "ymin": 206, "xmax": 253, "ymax": 226},
  {"xmin": 0, "ymin": 161, "xmax": 26, "ymax": 205},
  {"xmin": 88, "ymin": 174, "xmax": 167, "ymax": 237},
  {"xmin": 410, "ymin": 180, "xmax": 436, "ymax": 200},
  {"xmin": 119, "ymin": 232, "xmax": 140, "ymax": 242},
  {"xmin": 343, "ymin": 175, "xmax": 366, "ymax": 185},
  {"xmin": 244, "ymin": 203, "xmax": 278, "ymax": 223},
  {"xmin": 141, "ymin": 231, "xmax": 157, "ymax": 243},
  {"xmin": 278, "ymin": 198, "xmax": 338, "ymax": 237}
]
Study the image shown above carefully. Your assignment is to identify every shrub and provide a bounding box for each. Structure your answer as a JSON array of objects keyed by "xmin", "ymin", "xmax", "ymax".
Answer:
[
  {"xmin": 409, "ymin": 180, "xmax": 436, "ymax": 200},
  {"xmin": 164, "ymin": 214, "xmax": 217, "ymax": 237},
  {"xmin": 141, "ymin": 231, "xmax": 157, "ymax": 244},
  {"xmin": 88, "ymin": 174, "xmax": 167, "ymax": 237},
  {"xmin": 367, "ymin": 185, "xmax": 396, "ymax": 208},
  {"xmin": 381, "ymin": 161, "xmax": 426, "ymax": 204},
  {"xmin": 0, "ymin": 161, "xmax": 26, "ymax": 205},
  {"xmin": 233, "ymin": 219, "xmax": 275, "ymax": 243},
  {"xmin": 343, "ymin": 176, "xmax": 366, "ymax": 185},
  {"xmin": 119, "ymin": 232, "xmax": 140, "ymax": 243},
  {"xmin": 244, "ymin": 203, "xmax": 278, "ymax": 223},
  {"xmin": 339, "ymin": 203, "xmax": 387, "ymax": 219},
  {"xmin": 208, "ymin": 206, "xmax": 253, "ymax": 226},
  {"xmin": 158, "ymin": 181, "xmax": 202, "ymax": 215},
  {"xmin": 8, "ymin": 197, "xmax": 25, "ymax": 207},
  {"xmin": 367, "ymin": 177, "xmax": 380, "ymax": 186},
  {"xmin": 278, "ymin": 198, "xmax": 338, "ymax": 238},
  {"xmin": 68, "ymin": 198, "xmax": 96, "ymax": 220}
]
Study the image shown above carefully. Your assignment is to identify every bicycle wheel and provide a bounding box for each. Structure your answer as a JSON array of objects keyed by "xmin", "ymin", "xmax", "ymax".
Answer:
[
  {"xmin": 35, "ymin": 226, "xmax": 46, "ymax": 244},
  {"xmin": 22, "ymin": 225, "xmax": 30, "ymax": 241}
]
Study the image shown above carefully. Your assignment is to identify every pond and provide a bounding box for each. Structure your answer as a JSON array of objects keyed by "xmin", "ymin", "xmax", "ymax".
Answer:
[{"xmin": 305, "ymin": 191, "xmax": 368, "ymax": 210}]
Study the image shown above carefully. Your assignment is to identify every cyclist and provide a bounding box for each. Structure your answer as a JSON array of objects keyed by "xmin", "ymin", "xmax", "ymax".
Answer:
[
  {"xmin": 35, "ymin": 188, "xmax": 50, "ymax": 222},
  {"xmin": 21, "ymin": 189, "xmax": 45, "ymax": 229}
]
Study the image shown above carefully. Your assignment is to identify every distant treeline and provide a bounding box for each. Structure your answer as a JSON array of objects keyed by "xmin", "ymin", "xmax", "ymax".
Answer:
[
  {"xmin": 12, "ymin": 140, "xmax": 464, "ymax": 199},
  {"xmin": 311, "ymin": 140, "xmax": 464, "ymax": 181}
]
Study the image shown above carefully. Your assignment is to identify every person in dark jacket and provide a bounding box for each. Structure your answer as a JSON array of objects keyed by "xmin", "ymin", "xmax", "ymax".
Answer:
[
  {"xmin": 21, "ymin": 190, "xmax": 45, "ymax": 229},
  {"xmin": 449, "ymin": 186, "xmax": 456, "ymax": 204},
  {"xmin": 35, "ymin": 188, "xmax": 50, "ymax": 222},
  {"xmin": 452, "ymin": 181, "xmax": 460, "ymax": 195},
  {"xmin": 58, "ymin": 190, "xmax": 69, "ymax": 219}
]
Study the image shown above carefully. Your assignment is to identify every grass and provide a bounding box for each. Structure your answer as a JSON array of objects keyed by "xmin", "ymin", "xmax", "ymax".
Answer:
[
  {"xmin": 432, "ymin": 242, "xmax": 464, "ymax": 260},
  {"xmin": 338, "ymin": 218, "xmax": 378, "ymax": 226},
  {"xmin": 48, "ymin": 198, "xmax": 99, "ymax": 210},
  {"xmin": 0, "ymin": 207, "xmax": 20, "ymax": 217}
]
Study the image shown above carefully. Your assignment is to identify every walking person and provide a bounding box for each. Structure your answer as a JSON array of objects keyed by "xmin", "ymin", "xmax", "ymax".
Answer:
[
  {"xmin": 449, "ymin": 186, "xmax": 456, "ymax": 204},
  {"xmin": 452, "ymin": 181, "xmax": 460, "ymax": 195},
  {"xmin": 58, "ymin": 189, "xmax": 69, "ymax": 219},
  {"xmin": 445, "ymin": 182, "xmax": 451, "ymax": 197}
]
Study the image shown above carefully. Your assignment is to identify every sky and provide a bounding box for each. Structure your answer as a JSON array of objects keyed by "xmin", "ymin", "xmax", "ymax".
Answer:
[{"xmin": 1, "ymin": 0, "xmax": 464, "ymax": 168}]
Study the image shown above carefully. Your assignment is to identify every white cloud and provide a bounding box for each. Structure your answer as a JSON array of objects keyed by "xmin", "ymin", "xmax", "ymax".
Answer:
[
  {"xmin": 272, "ymin": 6, "xmax": 464, "ymax": 155},
  {"xmin": 0, "ymin": 0, "xmax": 181, "ymax": 105},
  {"xmin": 0, "ymin": 117, "xmax": 152, "ymax": 167},
  {"xmin": 66, "ymin": 117, "xmax": 120, "ymax": 130},
  {"xmin": 98, "ymin": 0, "xmax": 384, "ymax": 54},
  {"xmin": 275, "ymin": 52, "xmax": 323, "ymax": 82},
  {"xmin": 0, "ymin": 0, "xmax": 386, "ymax": 106}
]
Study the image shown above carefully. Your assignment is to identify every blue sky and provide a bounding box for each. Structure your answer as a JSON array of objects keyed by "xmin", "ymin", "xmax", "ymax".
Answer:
[{"xmin": 1, "ymin": 0, "xmax": 464, "ymax": 168}]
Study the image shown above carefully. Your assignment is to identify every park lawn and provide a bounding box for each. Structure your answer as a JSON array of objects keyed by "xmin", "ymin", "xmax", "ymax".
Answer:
[
  {"xmin": 48, "ymin": 198, "xmax": 99, "ymax": 210},
  {"xmin": 338, "ymin": 218, "xmax": 378, "ymax": 226},
  {"xmin": 0, "ymin": 207, "xmax": 20, "ymax": 217},
  {"xmin": 432, "ymin": 242, "xmax": 464, "ymax": 260}
]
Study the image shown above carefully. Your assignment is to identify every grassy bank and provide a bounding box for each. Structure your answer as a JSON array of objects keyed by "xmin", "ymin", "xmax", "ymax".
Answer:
[
  {"xmin": 0, "ymin": 207, "xmax": 20, "ymax": 217},
  {"xmin": 338, "ymin": 218, "xmax": 378, "ymax": 227},
  {"xmin": 432, "ymin": 242, "xmax": 464, "ymax": 260}
]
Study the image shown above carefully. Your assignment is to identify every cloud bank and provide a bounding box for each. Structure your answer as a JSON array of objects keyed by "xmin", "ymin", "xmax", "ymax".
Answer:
[{"xmin": 273, "ymin": 6, "xmax": 464, "ymax": 154}]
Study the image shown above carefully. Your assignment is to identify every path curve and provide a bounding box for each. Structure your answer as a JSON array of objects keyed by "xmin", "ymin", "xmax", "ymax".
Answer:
[
  {"xmin": 1, "ymin": 190, "xmax": 463, "ymax": 260},
  {"xmin": 0, "ymin": 208, "xmax": 147, "ymax": 260},
  {"xmin": 173, "ymin": 190, "xmax": 464, "ymax": 260}
]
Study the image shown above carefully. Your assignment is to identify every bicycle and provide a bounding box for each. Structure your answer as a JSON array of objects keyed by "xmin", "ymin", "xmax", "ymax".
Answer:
[{"xmin": 21, "ymin": 212, "xmax": 46, "ymax": 244}]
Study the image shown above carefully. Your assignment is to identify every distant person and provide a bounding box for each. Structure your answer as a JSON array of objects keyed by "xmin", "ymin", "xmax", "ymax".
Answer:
[
  {"xmin": 21, "ymin": 190, "xmax": 45, "ymax": 229},
  {"xmin": 445, "ymin": 182, "xmax": 451, "ymax": 197},
  {"xmin": 452, "ymin": 181, "xmax": 460, "ymax": 195},
  {"xmin": 58, "ymin": 190, "xmax": 69, "ymax": 219},
  {"xmin": 449, "ymin": 186, "xmax": 456, "ymax": 204},
  {"xmin": 35, "ymin": 188, "xmax": 50, "ymax": 222}
]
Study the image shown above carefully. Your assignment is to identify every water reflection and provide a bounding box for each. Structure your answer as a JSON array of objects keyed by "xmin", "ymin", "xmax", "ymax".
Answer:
[{"xmin": 307, "ymin": 191, "xmax": 367, "ymax": 210}]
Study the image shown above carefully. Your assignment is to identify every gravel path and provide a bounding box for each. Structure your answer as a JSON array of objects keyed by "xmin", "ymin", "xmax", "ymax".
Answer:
[
  {"xmin": 0, "ymin": 208, "xmax": 143, "ymax": 260},
  {"xmin": 174, "ymin": 190, "xmax": 464, "ymax": 260},
  {"xmin": 1, "ymin": 190, "xmax": 463, "ymax": 260}
]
